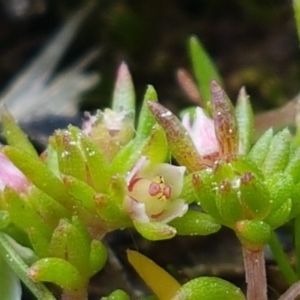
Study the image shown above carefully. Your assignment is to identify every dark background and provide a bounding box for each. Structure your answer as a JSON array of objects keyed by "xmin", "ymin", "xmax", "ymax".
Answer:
[{"xmin": 0, "ymin": 1, "xmax": 297, "ymax": 299}]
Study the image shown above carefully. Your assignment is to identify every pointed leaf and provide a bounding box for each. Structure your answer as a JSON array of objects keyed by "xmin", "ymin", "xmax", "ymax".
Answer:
[
  {"xmin": 0, "ymin": 107, "xmax": 38, "ymax": 158},
  {"xmin": 80, "ymin": 133, "xmax": 110, "ymax": 192},
  {"xmin": 103, "ymin": 289, "xmax": 130, "ymax": 300},
  {"xmin": 248, "ymin": 128, "xmax": 273, "ymax": 166},
  {"xmin": 262, "ymin": 128, "xmax": 291, "ymax": 177},
  {"xmin": 127, "ymin": 250, "xmax": 181, "ymax": 300},
  {"xmin": 189, "ymin": 36, "xmax": 223, "ymax": 104},
  {"xmin": 112, "ymin": 62, "xmax": 135, "ymax": 115},
  {"xmin": 141, "ymin": 125, "xmax": 169, "ymax": 163},
  {"xmin": 148, "ymin": 101, "xmax": 206, "ymax": 172},
  {"xmin": 211, "ymin": 80, "xmax": 238, "ymax": 160},
  {"xmin": 137, "ymin": 85, "xmax": 158, "ymax": 138},
  {"xmin": 2, "ymin": 146, "xmax": 72, "ymax": 208},
  {"xmin": 235, "ymin": 87, "xmax": 254, "ymax": 154}
]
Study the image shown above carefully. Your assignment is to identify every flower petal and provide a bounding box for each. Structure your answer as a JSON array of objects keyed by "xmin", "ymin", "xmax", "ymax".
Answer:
[
  {"xmin": 182, "ymin": 107, "xmax": 220, "ymax": 158},
  {"xmin": 155, "ymin": 199, "xmax": 188, "ymax": 223},
  {"xmin": 124, "ymin": 196, "xmax": 150, "ymax": 223},
  {"xmin": 0, "ymin": 153, "xmax": 29, "ymax": 192}
]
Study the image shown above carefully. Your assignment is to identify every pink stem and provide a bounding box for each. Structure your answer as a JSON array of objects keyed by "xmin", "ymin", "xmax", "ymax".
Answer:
[
  {"xmin": 242, "ymin": 247, "xmax": 267, "ymax": 300},
  {"xmin": 278, "ymin": 281, "xmax": 300, "ymax": 300}
]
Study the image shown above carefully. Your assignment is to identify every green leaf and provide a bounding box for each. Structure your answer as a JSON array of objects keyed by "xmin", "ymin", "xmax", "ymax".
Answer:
[
  {"xmin": 112, "ymin": 62, "xmax": 135, "ymax": 115},
  {"xmin": 141, "ymin": 125, "xmax": 169, "ymax": 163},
  {"xmin": 248, "ymin": 128, "xmax": 273, "ymax": 166},
  {"xmin": 235, "ymin": 87, "xmax": 254, "ymax": 154},
  {"xmin": 169, "ymin": 210, "xmax": 221, "ymax": 236},
  {"xmin": 284, "ymin": 146, "xmax": 300, "ymax": 184},
  {"xmin": 80, "ymin": 133, "xmax": 110, "ymax": 193},
  {"xmin": 133, "ymin": 221, "xmax": 176, "ymax": 240},
  {"xmin": 89, "ymin": 240, "xmax": 107, "ymax": 276},
  {"xmin": 137, "ymin": 85, "xmax": 158, "ymax": 138},
  {"xmin": 49, "ymin": 218, "xmax": 91, "ymax": 278},
  {"xmin": 51, "ymin": 128, "xmax": 87, "ymax": 182},
  {"xmin": 2, "ymin": 146, "xmax": 72, "ymax": 209},
  {"xmin": 192, "ymin": 171, "xmax": 222, "ymax": 222},
  {"xmin": 110, "ymin": 137, "xmax": 147, "ymax": 175},
  {"xmin": 148, "ymin": 102, "xmax": 205, "ymax": 172},
  {"xmin": 0, "ymin": 255, "xmax": 21, "ymax": 300},
  {"xmin": 180, "ymin": 173, "xmax": 197, "ymax": 204},
  {"xmin": 0, "ymin": 107, "xmax": 38, "ymax": 158},
  {"xmin": 0, "ymin": 232, "xmax": 56, "ymax": 300},
  {"xmin": 189, "ymin": 36, "xmax": 223, "ymax": 105},
  {"xmin": 127, "ymin": 250, "xmax": 181, "ymax": 300},
  {"xmin": 28, "ymin": 258, "xmax": 84, "ymax": 291},
  {"xmin": 236, "ymin": 220, "xmax": 271, "ymax": 250},
  {"xmin": 239, "ymin": 172, "xmax": 271, "ymax": 220},
  {"xmin": 102, "ymin": 289, "xmax": 130, "ymax": 300},
  {"xmin": 215, "ymin": 180, "xmax": 244, "ymax": 227},
  {"xmin": 262, "ymin": 129, "xmax": 291, "ymax": 177},
  {"xmin": 3, "ymin": 188, "xmax": 52, "ymax": 240},
  {"xmin": 173, "ymin": 276, "xmax": 245, "ymax": 300},
  {"xmin": 62, "ymin": 175, "xmax": 97, "ymax": 211},
  {"xmin": 264, "ymin": 199, "xmax": 292, "ymax": 229}
]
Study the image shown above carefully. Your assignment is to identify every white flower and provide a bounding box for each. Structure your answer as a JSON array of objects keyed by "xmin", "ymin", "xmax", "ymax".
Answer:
[{"xmin": 124, "ymin": 157, "xmax": 188, "ymax": 223}]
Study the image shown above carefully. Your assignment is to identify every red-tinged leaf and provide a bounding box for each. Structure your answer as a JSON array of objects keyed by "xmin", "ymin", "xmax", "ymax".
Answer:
[
  {"xmin": 147, "ymin": 101, "xmax": 208, "ymax": 172},
  {"xmin": 211, "ymin": 80, "xmax": 238, "ymax": 161}
]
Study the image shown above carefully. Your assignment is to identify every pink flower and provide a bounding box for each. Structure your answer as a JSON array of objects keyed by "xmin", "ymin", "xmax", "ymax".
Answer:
[
  {"xmin": 0, "ymin": 152, "xmax": 29, "ymax": 193},
  {"xmin": 182, "ymin": 107, "xmax": 220, "ymax": 161},
  {"xmin": 182, "ymin": 80, "xmax": 241, "ymax": 165},
  {"xmin": 124, "ymin": 157, "xmax": 188, "ymax": 223}
]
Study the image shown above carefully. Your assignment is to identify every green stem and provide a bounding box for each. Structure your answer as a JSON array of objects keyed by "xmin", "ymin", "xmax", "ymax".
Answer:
[
  {"xmin": 269, "ymin": 232, "xmax": 298, "ymax": 285},
  {"xmin": 0, "ymin": 232, "xmax": 56, "ymax": 300}
]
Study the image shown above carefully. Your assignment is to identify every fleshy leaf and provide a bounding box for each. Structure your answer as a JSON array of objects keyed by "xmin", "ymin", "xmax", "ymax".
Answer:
[
  {"xmin": 235, "ymin": 220, "xmax": 271, "ymax": 251},
  {"xmin": 2, "ymin": 146, "xmax": 72, "ymax": 209},
  {"xmin": 62, "ymin": 175, "xmax": 97, "ymax": 211},
  {"xmin": 133, "ymin": 221, "xmax": 176, "ymax": 240},
  {"xmin": 193, "ymin": 171, "xmax": 222, "ymax": 222},
  {"xmin": 80, "ymin": 132, "xmax": 110, "ymax": 192},
  {"xmin": 235, "ymin": 87, "xmax": 254, "ymax": 154},
  {"xmin": 0, "ymin": 107, "xmax": 38, "ymax": 158},
  {"xmin": 141, "ymin": 125, "xmax": 169, "ymax": 163},
  {"xmin": 89, "ymin": 240, "xmax": 107, "ymax": 276},
  {"xmin": 189, "ymin": 36, "xmax": 223, "ymax": 105},
  {"xmin": 136, "ymin": 85, "xmax": 158, "ymax": 138},
  {"xmin": 215, "ymin": 180, "xmax": 244, "ymax": 227},
  {"xmin": 248, "ymin": 128, "xmax": 273, "ymax": 166},
  {"xmin": 148, "ymin": 101, "xmax": 206, "ymax": 172},
  {"xmin": 169, "ymin": 210, "xmax": 221, "ymax": 236},
  {"xmin": 112, "ymin": 62, "xmax": 135, "ymax": 115},
  {"xmin": 262, "ymin": 128, "xmax": 291, "ymax": 177},
  {"xmin": 28, "ymin": 258, "xmax": 84, "ymax": 291},
  {"xmin": 49, "ymin": 217, "xmax": 91, "ymax": 278},
  {"xmin": 127, "ymin": 250, "xmax": 181, "ymax": 300},
  {"xmin": 51, "ymin": 128, "xmax": 87, "ymax": 182},
  {"xmin": 211, "ymin": 80, "xmax": 238, "ymax": 160},
  {"xmin": 284, "ymin": 147, "xmax": 300, "ymax": 184},
  {"xmin": 239, "ymin": 172, "xmax": 271, "ymax": 220},
  {"xmin": 101, "ymin": 289, "xmax": 130, "ymax": 300},
  {"xmin": 172, "ymin": 276, "xmax": 245, "ymax": 300}
]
